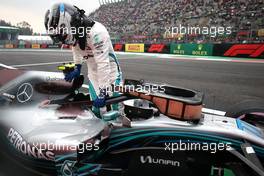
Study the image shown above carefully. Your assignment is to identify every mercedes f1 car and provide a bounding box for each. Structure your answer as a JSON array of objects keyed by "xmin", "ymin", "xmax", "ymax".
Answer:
[{"xmin": 0, "ymin": 64, "xmax": 264, "ymax": 176}]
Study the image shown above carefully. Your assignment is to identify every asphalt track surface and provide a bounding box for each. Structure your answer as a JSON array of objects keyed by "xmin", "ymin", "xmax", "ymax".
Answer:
[
  {"xmin": 1, "ymin": 49, "xmax": 264, "ymax": 111},
  {"xmin": 0, "ymin": 49, "xmax": 264, "ymax": 175}
]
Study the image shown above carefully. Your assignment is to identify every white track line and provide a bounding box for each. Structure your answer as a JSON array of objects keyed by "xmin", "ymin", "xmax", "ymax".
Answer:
[
  {"xmin": 0, "ymin": 63, "xmax": 16, "ymax": 69},
  {"xmin": 11, "ymin": 61, "xmax": 72, "ymax": 68},
  {"xmin": 195, "ymin": 58, "xmax": 232, "ymax": 62},
  {"xmin": 2, "ymin": 49, "xmax": 263, "ymax": 63},
  {"xmin": 0, "ymin": 49, "xmax": 71, "ymax": 52},
  {"xmin": 118, "ymin": 52, "xmax": 264, "ymax": 63}
]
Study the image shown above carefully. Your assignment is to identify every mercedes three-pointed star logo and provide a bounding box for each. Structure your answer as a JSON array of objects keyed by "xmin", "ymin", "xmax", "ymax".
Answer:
[{"xmin": 16, "ymin": 83, "xmax": 34, "ymax": 103}]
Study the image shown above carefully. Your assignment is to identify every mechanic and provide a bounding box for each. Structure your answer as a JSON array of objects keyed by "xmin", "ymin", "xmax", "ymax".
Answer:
[{"xmin": 44, "ymin": 3, "xmax": 122, "ymax": 118}]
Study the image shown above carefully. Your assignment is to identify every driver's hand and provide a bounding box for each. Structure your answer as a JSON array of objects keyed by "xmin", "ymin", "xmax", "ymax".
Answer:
[
  {"xmin": 64, "ymin": 64, "xmax": 82, "ymax": 82},
  {"xmin": 93, "ymin": 89, "xmax": 107, "ymax": 108}
]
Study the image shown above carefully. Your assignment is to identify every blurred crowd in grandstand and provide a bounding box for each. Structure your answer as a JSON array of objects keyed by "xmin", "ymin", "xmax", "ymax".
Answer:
[
  {"xmin": 89, "ymin": 0, "xmax": 264, "ymax": 44},
  {"xmin": 1, "ymin": 0, "xmax": 264, "ymax": 45}
]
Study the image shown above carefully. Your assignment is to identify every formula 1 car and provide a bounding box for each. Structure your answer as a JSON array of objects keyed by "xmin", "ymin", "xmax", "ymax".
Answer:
[{"xmin": 0, "ymin": 64, "xmax": 264, "ymax": 176}]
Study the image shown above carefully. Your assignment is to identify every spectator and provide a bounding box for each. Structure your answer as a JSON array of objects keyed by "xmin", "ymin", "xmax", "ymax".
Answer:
[{"xmin": 89, "ymin": 0, "xmax": 264, "ymax": 44}]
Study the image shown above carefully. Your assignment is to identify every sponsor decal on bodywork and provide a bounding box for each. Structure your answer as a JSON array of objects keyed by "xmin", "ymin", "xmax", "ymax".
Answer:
[
  {"xmin": 7, "ymin": 128, "xmax": 55, "ymax": 161},
  {"xmin": 140, "ymin": 155, "xmax": 180, "ymax": 167},
  {"xmin": 61, "ymin": 160, "xmax": 76, "ymax": 176},
  {"xmin": 16, "ymin": 83, "xmax": 33, "ymax": 103},
  {"xmin": 236, "ymin": 119, "xmax": 264, "ymax": 138}
]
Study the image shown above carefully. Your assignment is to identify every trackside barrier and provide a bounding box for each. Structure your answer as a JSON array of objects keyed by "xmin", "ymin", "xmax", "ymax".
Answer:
[
  {"xmin": 2, "ymin": 43, "xmax": 263, "ymax": 59},
  {"xmin": 125, "ymin": 44, "xmax": 145, "ymax": 53},
  {"xmin": 145, "ymin": 44, "xmax": 170, "ymax": 53},
  {"xmin": 213, "ymin": 44, "xmax": 264, "ymax": 58},
  {"xmin": 31, "ymin": 44, "xmax": 40, "ymax": 49},
  {"xmin": 62, "ymin": 45, "xmax": 71, "ymax": 49},
  {"xmin": 120, "ymin": 43, "xmax": 170, "ymax": 53},
  {"xmin": 25, "ymin": 44, "xmax": 31, "ymax": 48},
  {"xmin": 18, "ymin": 44, "xmax": 25, "ymax": 48},
  {"xmin": 4, "ymin": 44, "xmax": 14, "ymax": 49},
  {"xmin": 114, "ymin": 44, "xmax": 125, "ymax": 51},
  {"xmin": 170, "ymin": 43, "xmax": 213, "ymax": 56},
  {"xmin": 41, "ymin": 44, "xmax": 48, "ymax": 49},
  {"xmin": 47, "ymin": 44, "xmax": 60, "ymax": 49},
  {"xmin": 1, "ymin": 44, "xmax": 69, "ymax": 49}
]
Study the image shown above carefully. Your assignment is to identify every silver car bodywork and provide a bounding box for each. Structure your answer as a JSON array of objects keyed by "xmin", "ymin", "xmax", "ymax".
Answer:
[{"xmin": 0, "ymin": 66, "xmax": 264, "ymax": 176}]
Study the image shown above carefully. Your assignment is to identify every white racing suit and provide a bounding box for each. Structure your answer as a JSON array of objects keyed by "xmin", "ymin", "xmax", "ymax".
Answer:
[{"xmin": 72, "ymin": 21, "xmax": 122, "ymax": 117}]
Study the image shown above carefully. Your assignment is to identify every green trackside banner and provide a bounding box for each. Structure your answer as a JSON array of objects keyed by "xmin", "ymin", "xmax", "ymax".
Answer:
[{"xmin": 170, "ymin": 43, "xmax": 213, "ymax": 56}]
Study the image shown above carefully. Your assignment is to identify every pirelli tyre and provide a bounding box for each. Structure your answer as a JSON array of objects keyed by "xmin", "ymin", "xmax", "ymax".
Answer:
[{"xmin": 226, "ymin": 100, "xmax": 264, "ymax": 128}]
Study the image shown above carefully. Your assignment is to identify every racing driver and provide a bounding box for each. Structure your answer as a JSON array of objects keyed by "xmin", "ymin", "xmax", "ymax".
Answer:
[{"xmin": 44, "ymin": 3, "xmax": 122, "ymax": 117}]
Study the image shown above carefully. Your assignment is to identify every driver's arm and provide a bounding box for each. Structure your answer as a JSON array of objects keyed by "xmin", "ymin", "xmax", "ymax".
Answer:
[
  {"xmin": 91, "ymin": 31, "xmax": 111, "ymax": 91},
  {"xmin": 62, "ymin": 45, "xmax": 83, "ymax": 82},
  {"xmin": 72, "ymin": 45, "xmax": 83, "ymax": 65}
]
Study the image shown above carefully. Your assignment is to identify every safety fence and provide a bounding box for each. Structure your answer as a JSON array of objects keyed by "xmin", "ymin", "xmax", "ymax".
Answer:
[
  {"xmin": 0, "ymin": 44, "xmax": 71, "ymax": 49},
  {"xmin": 1, "ymin": 43, "xmax": 263, "ymax": 58},
  {"xmin": 115, "ymin": 43, "xmax": 264, "ymax": 58}
]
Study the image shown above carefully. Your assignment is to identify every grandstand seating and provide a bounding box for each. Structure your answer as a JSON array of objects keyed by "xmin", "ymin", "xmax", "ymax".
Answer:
[{"xmin": 89, "ymin": 0, "xmax": 264, "ymax": 43}]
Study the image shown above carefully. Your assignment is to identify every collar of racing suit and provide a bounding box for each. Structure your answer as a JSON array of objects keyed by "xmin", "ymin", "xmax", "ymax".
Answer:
[{"xmin": 74, "ymin": 16, "xmax": 95, "ymax": 50}]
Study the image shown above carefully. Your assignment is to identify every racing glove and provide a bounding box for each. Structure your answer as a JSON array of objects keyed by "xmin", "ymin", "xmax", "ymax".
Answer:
[
  {"xmin": 65, "ymin": 64, "xmax": 82, "ymax": 82},
  {"xmin": 93, "ymin": 89, "xmax": 107, "ymax": 108}
]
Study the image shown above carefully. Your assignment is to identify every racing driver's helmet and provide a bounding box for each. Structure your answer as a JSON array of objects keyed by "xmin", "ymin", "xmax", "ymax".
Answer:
[{"xmin": 44, "ymin": 3, "xmax": 85, "ymax": 45}]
